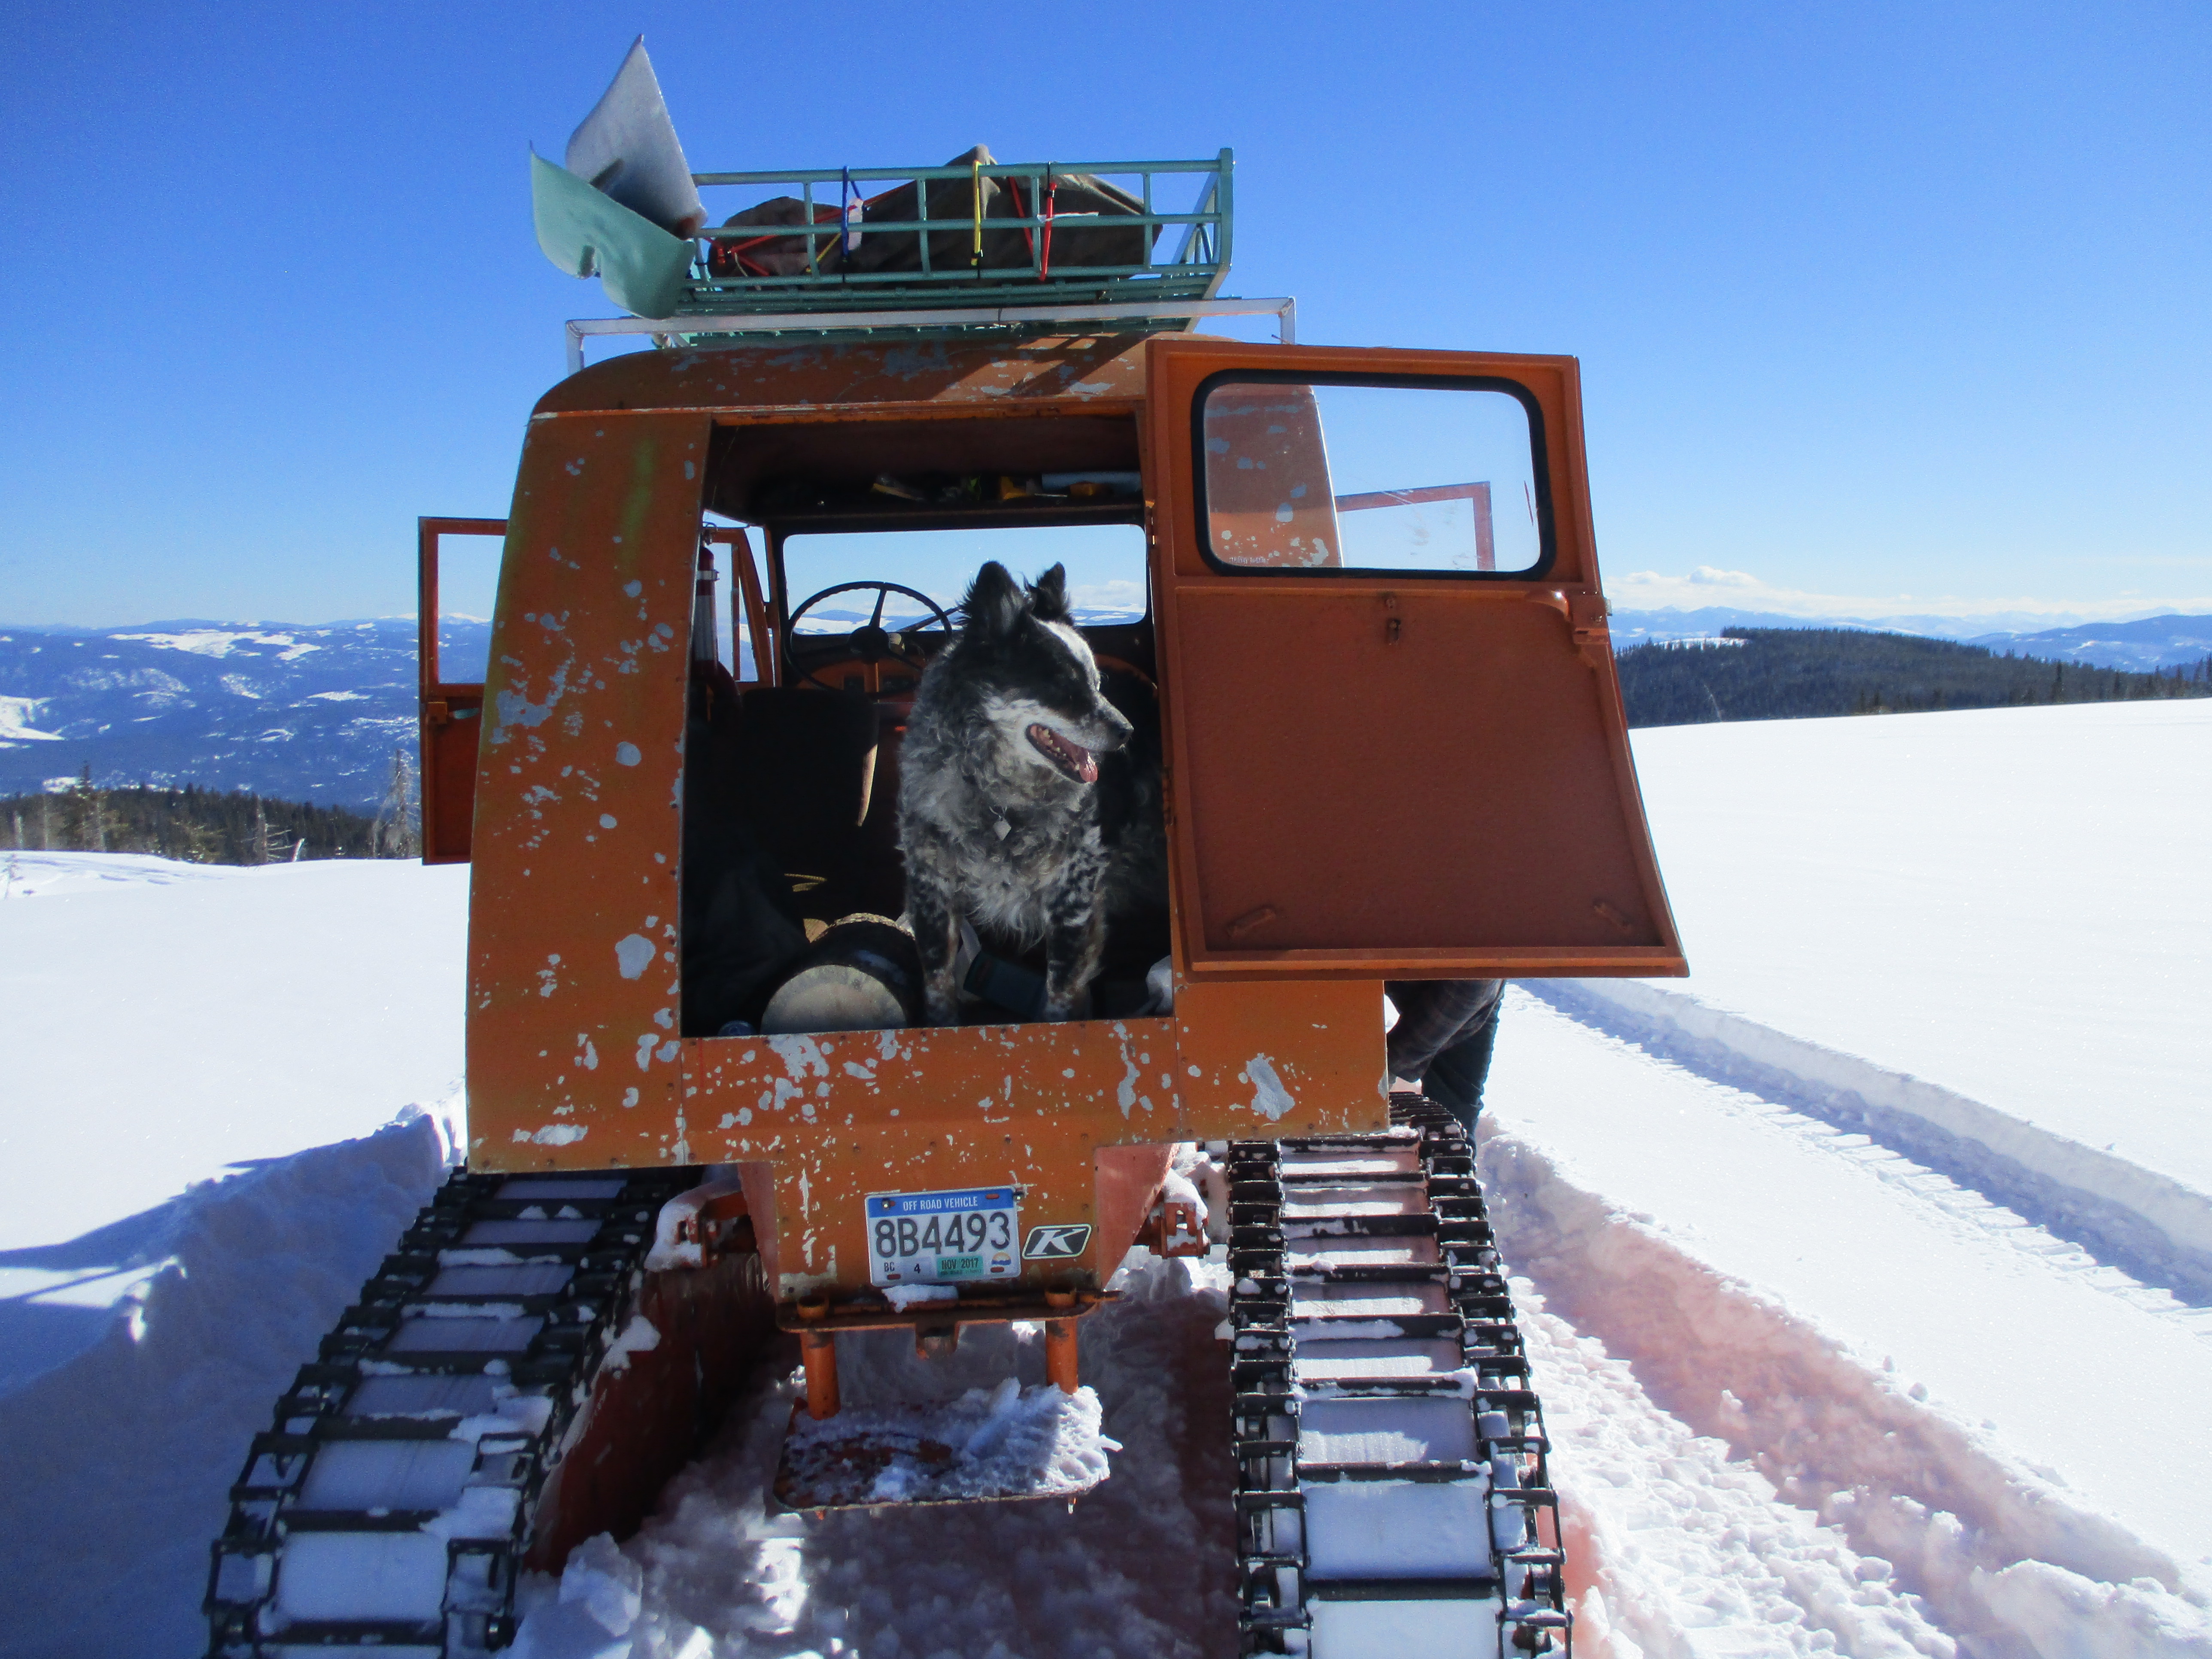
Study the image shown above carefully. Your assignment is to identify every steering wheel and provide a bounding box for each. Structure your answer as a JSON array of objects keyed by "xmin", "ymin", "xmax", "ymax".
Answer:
[{"xmin": 784, "ymin": 581, "xmax": 955, "ymax": 694}]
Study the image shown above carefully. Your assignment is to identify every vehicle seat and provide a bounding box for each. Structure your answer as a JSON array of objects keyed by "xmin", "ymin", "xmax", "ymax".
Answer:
[{"xmin": 729, "ymin": 687, "xmax": 883, "ymax": 920}]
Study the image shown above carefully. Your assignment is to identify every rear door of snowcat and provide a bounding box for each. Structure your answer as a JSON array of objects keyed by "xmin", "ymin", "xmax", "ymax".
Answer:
[
  {"xmin": 416, "ymin": 517, "xmax": 503, "ymax": 863},
  {"xmin": 1143, "ymin": 338, "xmax": 1683, "ymax": 978}
]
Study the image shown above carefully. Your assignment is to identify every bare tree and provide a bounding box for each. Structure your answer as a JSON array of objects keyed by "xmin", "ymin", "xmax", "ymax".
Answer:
[
  {"xmin": 73, "ymin": 766, "xmax": 108, "ymax": 851},
  {"xmin": 372, "ymin": 745, "xmax": 422, "ymax": 859}
]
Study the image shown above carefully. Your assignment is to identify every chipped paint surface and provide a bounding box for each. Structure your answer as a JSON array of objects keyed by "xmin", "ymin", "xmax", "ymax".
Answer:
[
  {"xmin": 682, "ymin": 1018, "xmax": 1183, "ymax": 1298},
  {"xmin": 532, "ymin": 334, "xmax": 1149, "ymax": 422},
  {"xmin": 516, "ymin": 1124, "xmax": 589, "ymax": 1146},
  {"xmin": 1242, "ymin": 1054, "xmax": 1296, "ymax": 1121},
  {"xmin": 1170, "ymin": 978, "xmax": 1384, "ymax": 1141},
  {"xmin": 466, "ymin": 412, "xmax": 700, "ymax": 1161},
  {"xmin": 461, "ymin": 355, "xmax": 1389, "ymax": 1309}
]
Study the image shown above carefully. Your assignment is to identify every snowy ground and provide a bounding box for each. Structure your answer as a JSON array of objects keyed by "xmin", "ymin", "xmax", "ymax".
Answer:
[
  {"xmin": 0, "ymin": 700, "xmax": 2206, "ymax": 1658},
  {"xmin": 0, "ymin": 853, "xmax": 469, "ymax": 1254}
]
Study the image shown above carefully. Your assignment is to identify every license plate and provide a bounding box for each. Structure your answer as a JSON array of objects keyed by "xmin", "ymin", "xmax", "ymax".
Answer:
[{"xmin": 866, "ymin": 1186, "xmax": 1022, "ymax": 1286}]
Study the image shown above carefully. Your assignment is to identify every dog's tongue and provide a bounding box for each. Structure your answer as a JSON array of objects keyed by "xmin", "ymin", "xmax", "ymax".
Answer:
[{"xmin": 1029, "ymin": 723, "xmax": 1099, "ymax": 784}]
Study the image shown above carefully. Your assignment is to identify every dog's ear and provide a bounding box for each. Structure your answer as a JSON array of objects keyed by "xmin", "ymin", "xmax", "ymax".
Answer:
[
  {"xmin": 1028, "ymin": 563, "xmax": 1071, "ymax": 623},
  {"xmin": 962, "ymin": 561, "xmax": 1026, "ymax": 641}
]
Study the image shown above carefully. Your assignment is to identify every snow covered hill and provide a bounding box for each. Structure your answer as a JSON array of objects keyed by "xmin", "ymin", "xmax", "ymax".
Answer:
[
  {"xmin": 0, "ymin": 608, "xmax": 1142, "ymax": 813},
  {"xmin": 1963, "ymin": 614, "xmax": 2212, "ymax": 674},
  {"xmin": 0, "ymin": 620, "xmax": 489, "ymax": 809},
  {"xmin": 1, "ymin": 701, "xmax": 2207, "ymax": 1658},
  {"xmin": 1611, "ymin": 608, "xmax": 2212, "ymax": 671}
]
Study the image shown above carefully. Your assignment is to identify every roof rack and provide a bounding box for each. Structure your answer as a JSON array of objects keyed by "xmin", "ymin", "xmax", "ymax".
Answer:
[
  {"xmin": 686, "ymin": 152, "xmax": 1234, "ymax": 313},
  {"xmin": 537, "ymin": 146, "xmax": 1289, "ymax": 371}
]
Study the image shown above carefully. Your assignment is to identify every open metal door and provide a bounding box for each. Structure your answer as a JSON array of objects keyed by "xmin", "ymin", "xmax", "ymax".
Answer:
[
  {"xmin": 416, "ymin": 517, "xmax": 502, "ymax": 864},
  {"xmin": 1143, "ymin": 337, "xmax": 1684, "ymax": 978}
]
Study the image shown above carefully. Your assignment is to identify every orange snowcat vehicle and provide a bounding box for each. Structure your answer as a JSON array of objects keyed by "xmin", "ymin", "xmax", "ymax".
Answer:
[{"xmin": 206, "ymin": 53, "xmax": 1681, "ymax": 1659}]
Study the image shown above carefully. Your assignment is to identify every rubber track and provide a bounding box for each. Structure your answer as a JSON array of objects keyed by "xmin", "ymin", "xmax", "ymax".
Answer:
[
  {"xmin": 1228, "ymin": 1093, "xmax": 1572, "ymax": 1656},
  {"xmin": 204, "ymin": 1167, "xmax": 696, "ymax": 1657}
]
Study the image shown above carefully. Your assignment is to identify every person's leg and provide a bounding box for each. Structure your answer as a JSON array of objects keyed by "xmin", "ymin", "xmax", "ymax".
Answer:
[
  {"xmin": 1413, "ymin": 981, "xmax": 1504, "ymax": 1136},
  {"xmin": 1386, "ymin": 979, "xmax": 1497, "ymax": 1086}
]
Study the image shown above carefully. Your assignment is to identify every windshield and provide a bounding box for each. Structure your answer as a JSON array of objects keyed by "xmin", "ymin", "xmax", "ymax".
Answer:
[{"xmin": 778, "ymin": 523, "xmax": 1148, "ymax": 631}]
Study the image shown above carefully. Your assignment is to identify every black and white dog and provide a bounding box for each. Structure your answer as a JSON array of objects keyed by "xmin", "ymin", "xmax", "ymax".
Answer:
[{"xmin": 898, "ymin": 562, "xmax": 1157, "ymax": 1024}]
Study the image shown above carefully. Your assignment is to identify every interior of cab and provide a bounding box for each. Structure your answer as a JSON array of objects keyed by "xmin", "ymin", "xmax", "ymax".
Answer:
[{"xmin": 677, "ymin": 413, "xmax": 1168, "ymax": 1040}]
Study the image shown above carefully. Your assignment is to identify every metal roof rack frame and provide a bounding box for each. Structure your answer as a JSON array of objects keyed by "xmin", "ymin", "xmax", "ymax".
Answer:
[
  {"xmin": 564, "ymin": 294, "xmax": 1296, "ymax": 376},
  {"xmin": 679, "ymin": 153, "xmax": 1233, "ymax": 310},
  {"xmin": 541, "ymin": 150, "xmax": 1289, "ymax": 372}
]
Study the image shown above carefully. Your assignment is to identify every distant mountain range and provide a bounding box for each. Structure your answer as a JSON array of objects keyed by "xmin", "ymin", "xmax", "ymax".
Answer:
[
  {"xmin": 5, "ymin": 609, "xmax": 2206, "ymax": 808},
  {"xmin": 0, "ymin": 620, "xmax": 486, "ymax": 809},
  {"xmin": 1616, "ymin": 628, "xmax": 2209, "ymax": 727},
  {"xmin": 1610, "ymin": 609, "xmax": 2212, "ymax": 672}
]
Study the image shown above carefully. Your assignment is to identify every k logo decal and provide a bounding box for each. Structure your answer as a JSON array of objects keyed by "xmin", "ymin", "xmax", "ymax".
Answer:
[{"xmin": 1021, "ymin": 1223, "xmax": 1092, "ymax": 1259}]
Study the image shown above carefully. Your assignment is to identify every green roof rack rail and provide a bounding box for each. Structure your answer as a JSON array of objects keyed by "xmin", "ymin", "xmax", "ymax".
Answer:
[
  {"xmin": 682, "ymin": 152, "xmax": 1232, "ymax": 313},
  {"xmin": 537, "ymin": 148, "xmax": 1294, "ymax": 372}
]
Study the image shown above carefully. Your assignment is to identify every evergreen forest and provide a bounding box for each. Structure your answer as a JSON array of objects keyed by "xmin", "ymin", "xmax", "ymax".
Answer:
[
  {"xmin": 0, "ymin": 778, "xmax": 405, "ymax": 864},
  {"xmin": 1616, "ymin": 630, "xmax": 2212, "ymax": 728}
]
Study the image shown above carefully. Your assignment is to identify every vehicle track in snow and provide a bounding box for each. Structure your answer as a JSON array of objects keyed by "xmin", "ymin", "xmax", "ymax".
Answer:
[
  {"xmin": 1484, "ymin": 992, "xmax": 2212, "ymax": 1659},
  {"xmin": 1525, "ymin": 980, "xmax": 2212, "ymax": 1318},
  {"xmin": 1519, "ymin": 1294, "xmax": 1951, "ymax": 1659}
]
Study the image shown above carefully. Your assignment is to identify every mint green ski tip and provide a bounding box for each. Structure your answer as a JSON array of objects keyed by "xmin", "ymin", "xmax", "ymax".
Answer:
[{"xmin": 529, "ymin": 151, "xmax": 693, "ymax": 321}]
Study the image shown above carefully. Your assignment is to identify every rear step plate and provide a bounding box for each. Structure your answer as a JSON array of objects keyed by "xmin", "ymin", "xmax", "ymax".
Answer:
[{"xmin": 773, "ymin": 1388, "xmax": 1113, "ymax": 1511}]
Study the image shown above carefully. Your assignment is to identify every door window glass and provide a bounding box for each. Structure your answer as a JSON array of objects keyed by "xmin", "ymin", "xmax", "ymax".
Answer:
[
  {"xmin": 430, "ymin": 529, "xmax": 503, "ymax": 683},
  {"xmin": 1199, "ymin": 380, "xmax": 1546, "ymax": 575}
]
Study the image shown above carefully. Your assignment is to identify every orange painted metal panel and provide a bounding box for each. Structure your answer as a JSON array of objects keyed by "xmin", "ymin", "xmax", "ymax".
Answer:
[
  {"xmin": 1200, "ymin": 384, "xmax": 1340, "ymax": 567},
  {"xmin": 1142, "ymin": 337, "xmax": 1685, "ymax": 980},
  {"xmin": 675, "ymin": 1019, "xmax": 1177, "ymax": 1297},
  {"xmin": 1171, "ymin": 977, "xmax": 1391, "ymax": 1140},
  {"xmin": 420, "ymin": 694, "xmax": 483, "ymax": 864},
  {"xmin": 1170, "ymin": 585, "xmax": 1663, "ymax": 954},
  {"xmin": 454, "ymin": 331, "xmax": 1640, "ymax": 1313},
  {"xmin": 417, "ymin": 517, "xmax": 505, "ymax": 866},
  {"xmin": 532, "ymin": 332, "xmax": 1149, "ymax": 422},
  {"xmin": 465, "ymin": 413, "xmax": 711, "ymax": 1169}
]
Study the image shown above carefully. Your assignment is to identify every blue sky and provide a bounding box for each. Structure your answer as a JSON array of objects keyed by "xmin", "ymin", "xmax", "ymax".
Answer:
[{"xmin": 3, "ymin": 2, "xmax": 2206, "ymax": 626}]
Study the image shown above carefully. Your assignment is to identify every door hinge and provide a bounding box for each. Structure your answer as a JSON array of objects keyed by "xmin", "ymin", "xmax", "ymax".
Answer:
[{"xmin": 1528, "ymin": 592, "xmax": 1611, "ymax": 667}]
